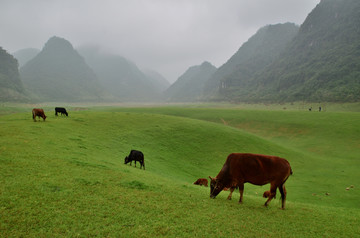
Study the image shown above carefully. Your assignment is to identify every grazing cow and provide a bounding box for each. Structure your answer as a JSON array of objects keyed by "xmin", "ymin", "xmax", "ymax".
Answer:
[
  {"xmin": 32, "ymin": 108, "xmax": 47, "ymax": 122},
  {"xmin": 193, "ymin": 178, "xmax": 208, "ymax": 187},
  {"xmin": 124, "ymin": 150, "xmax": 145, "ymax": 170},
  {"xmin": 55, "ymin": 107, "xmax": 68, "ymax": 116},
  {"xmin": 209, "ymin": 153, "xmax": 292, "ymax": 209}
]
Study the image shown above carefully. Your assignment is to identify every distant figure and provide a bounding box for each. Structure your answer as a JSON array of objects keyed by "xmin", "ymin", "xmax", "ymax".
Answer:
[
  {"xmin": 193, "ymin": 178, "xmax": 208, "ymax": 187},
  {"xmin": 55, "ymin": 107, "xmax": 68, "ymax": 116},
  {"xmin": 32, "ymin": 108, "xmax": 47, "ymax": 122},
  {"xmin": 319, "ymin": 106, "xmax": 322, "ymax": 112},
  {"xmin": 124, "ymin": 150, "xmax": 145, "ymax": 170},
  {"xmin": 309, "ymin": 107, "xmax": 312, "ymax": 111}
]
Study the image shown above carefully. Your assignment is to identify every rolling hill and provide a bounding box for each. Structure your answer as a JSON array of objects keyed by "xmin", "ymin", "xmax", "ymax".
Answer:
[{"xmin": 0, "ymin": 105, "xmax": 359, "ymax": 236}]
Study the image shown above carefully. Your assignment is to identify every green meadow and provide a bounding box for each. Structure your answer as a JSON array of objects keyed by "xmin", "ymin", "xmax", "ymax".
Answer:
[{"xmin": 0, "ymin": 104, "xmax": 359, "ymax": 237}]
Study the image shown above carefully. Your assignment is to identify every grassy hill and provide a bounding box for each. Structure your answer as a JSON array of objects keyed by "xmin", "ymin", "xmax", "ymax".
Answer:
[{"xmin": 0, "ymin": 105, "xmax": 359, "ymax": 237}]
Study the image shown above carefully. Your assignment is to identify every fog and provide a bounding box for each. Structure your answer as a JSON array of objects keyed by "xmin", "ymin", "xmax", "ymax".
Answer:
[{"xmin": 0, "ymin": 0, "xmax": 320, "ymax": 83}]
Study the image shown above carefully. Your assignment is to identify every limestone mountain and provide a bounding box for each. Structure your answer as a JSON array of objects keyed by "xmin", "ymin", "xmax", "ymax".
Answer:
[
  {"xmin": 211, "ymin": 0, "xmax": 360, "ymax": 102},
  {"xmin": 203, "ymin": 23, "xmax": 299, "ymax": 101},
  {"xmin": 164, "ymin": 61, "xmax": 217, "ymax": 102},
  {"xmin": 20, "ymin": 36, "xmax": 112, "ymax": 102},
  {"xmin": 0, "ymin": 47, "xmax": 28, "ymax": 101},
  {"xmin": 247, "ymin": 0, "xmax": 360, "ymax": 102},
  {"xmin": 142, "ymin": 69, "xmax": 170, "ymax": 92},
  {"xmin": 13, "ymin": 48, "xmax": 40, "ymax": 67},
  {"xmin": 78, "ymin": 46, "xmax": 165, "ymax": 102}
]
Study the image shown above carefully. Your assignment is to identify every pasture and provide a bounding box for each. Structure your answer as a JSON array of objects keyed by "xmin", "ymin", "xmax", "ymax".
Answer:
[{"xmin": 0, "ymin": 104, "xmax": 359, "ymax": 237}]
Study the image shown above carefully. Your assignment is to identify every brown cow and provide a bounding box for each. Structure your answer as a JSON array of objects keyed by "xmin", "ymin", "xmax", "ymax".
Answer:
[
  {"xmin": 209, "ymin": 153, "xmax": 292, "ymax": 209},
  {"xmin": 32, "ymin": 108, "xmax": 47, "ymax": 122},
  {"xmin": 193, "ymin": 178, "xmax": 208, "ymax": 187}
]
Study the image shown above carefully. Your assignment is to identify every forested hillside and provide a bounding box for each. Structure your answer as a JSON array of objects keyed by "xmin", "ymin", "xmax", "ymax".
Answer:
[
  {"xmin": 0, "ymin": 47, "xmax": 28, "ymax": 101},
  {"xmin": 164, "ymin": 61, "xmax": 217, "ymax": 102},
  {"xmin": 203, "ymin": 23, "xmax": 299, "ymax": 100},
  {"xmin": 212, "ymin": 0, "xmax": 360, "ymax": 102},
  {"xmin": 20, "ymin": 37, "xmax": 112, "ymax": 102}
]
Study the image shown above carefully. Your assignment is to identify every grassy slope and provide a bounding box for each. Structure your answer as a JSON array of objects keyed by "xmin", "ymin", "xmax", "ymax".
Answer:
[
  {"xmin": 112, "ymin": 106, "xmax": 360, "ymax": 208},
  {"xmin": 0, "ymin": 106, "xmax": 359, "ymax": 237}
]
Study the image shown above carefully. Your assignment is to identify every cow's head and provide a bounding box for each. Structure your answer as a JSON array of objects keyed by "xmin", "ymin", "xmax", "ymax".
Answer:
[
  {"xmin": 124, "ymin": 156, "xmax": 129, "ymax": 164},
  {"xmin": 209, "ymin": 176, "xmax": 224, "ymax": 198},
  {"xmin": 43, "ymin": 115, "xmax": 47, "ymax": 121}
]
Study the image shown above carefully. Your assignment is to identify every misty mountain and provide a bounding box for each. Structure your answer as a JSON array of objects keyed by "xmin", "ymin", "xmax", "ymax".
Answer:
[
  {"xmin": 142, "ymin": 69, "xmax": 170, "ymax": 92},
  {"xmin": 20, "ymin": 36, "xmax": 112, "ymax": 102},
  {"xmin": 13, "ymin": 48, "xmax": 40, "ymax": 67},
  {"xmin": 245, "ymin": 0, "xmax": 360, "ymax": 102},
  {"xmin": 212, "ymin": 0, "xmax": 360, "ymax": 102},
  {"xmin": 164, "ymin": 61, "xmax": 217, "ymax": 102},
  {"xmin": 0, "ymin": 47, "xmax": 28, "ymax": 101},
  {"xmin": 203, "ymin": 23, "xmax": 299, "ymax": 100},
  {"xmin": 78, "ymin": 46, "xmax": 165, "ymax": 102}
]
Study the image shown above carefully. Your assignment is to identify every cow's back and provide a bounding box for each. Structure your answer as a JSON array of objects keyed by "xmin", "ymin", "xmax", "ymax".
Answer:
[{"xmin": 227, "ymin": 153, "xmax": 291, "ymax": 186}]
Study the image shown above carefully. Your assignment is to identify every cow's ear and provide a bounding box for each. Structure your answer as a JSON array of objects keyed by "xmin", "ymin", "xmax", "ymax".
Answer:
[{"xmin": 209, "ymin": 176, "xmax": 213, "ymax": 180}]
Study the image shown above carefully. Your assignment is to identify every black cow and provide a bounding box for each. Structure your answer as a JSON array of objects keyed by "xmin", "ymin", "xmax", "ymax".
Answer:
[
  {"xmin": 55, "ymin": 107, "xmax": 68, "ymax": 116},
  {"xmin": 124, "ymin": 150, "xmax": 145, "ymax": 170}
]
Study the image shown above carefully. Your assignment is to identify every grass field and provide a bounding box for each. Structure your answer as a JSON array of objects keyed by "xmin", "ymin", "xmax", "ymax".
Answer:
[{"xmin": 0, "ymin": 103, "xmax": 359, "ymax": 237}]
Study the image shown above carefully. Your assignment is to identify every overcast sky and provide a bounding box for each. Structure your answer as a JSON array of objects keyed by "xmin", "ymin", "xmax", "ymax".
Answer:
[{"xmin": 0, "ymin": 0, "xmax": 320, "ymax": 83}]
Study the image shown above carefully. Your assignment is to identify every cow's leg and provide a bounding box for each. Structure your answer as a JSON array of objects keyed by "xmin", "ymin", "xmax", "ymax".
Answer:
[
  {"xmin": 238, "ymin": 183, "xmax": 244, "ymax": 203},
  {"xmin": 33, "ymin": 113, "xmax": 36, "ymax": 122},
  {"xmin": 227, "ymin": 187, "xmax": 235, "ymax": 200},
  {"xmin": 279, "ymin": 184, "xmax": 287, "ymax": 210},
  {"xmin": 134, "ymin": 160, "xmax": 137, "ymax": 167},
  {"xmin": 141, "ymin": 161, "xmax": 145, "ymax": 170},
  {"xmin": 264, "ymin": 184, "xmax": 277, "ymax": 207}
]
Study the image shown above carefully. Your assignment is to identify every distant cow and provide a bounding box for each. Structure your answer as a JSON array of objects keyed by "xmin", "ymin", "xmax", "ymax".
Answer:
[
  {"xmin": 193, "ymin": 178, "xmax": 208, "ymax": 187},
  {"xmin": 32, "ymin": 108, "xmax": 47, "ymax": 122},
  {"xmin": 124, "ymin": 150, "xmax": 145, "ymax": 170},
  {"xmin": 55, "ymin": 107, "xmax": 68, "ymax": 116},
  {"xmin": 209, "ymin": 153, "xmax": 292, "ymax": 209}
]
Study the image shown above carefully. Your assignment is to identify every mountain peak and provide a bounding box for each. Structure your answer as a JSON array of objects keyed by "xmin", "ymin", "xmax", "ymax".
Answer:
[{"xmin": 42, "ymin": 36, "xmax": 75, "ymax": 54}]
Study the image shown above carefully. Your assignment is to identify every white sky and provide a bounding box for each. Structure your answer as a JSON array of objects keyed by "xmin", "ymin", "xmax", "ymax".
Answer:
[{"xmin": 0, "ymin": 0, "xmax": 320, "ymax": 83}]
